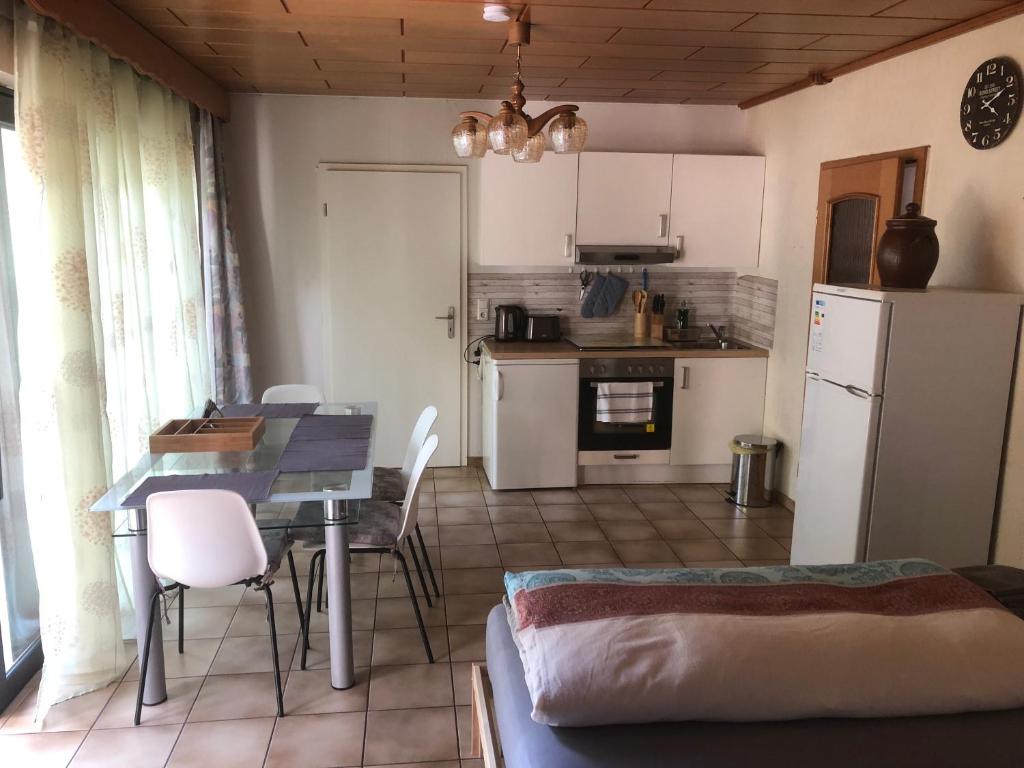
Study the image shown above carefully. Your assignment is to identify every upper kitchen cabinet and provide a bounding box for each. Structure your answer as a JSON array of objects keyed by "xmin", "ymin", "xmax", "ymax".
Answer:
[
  {"xmin": 670, "ymin": 155, "xmax": 765, "ymax": 269},
  {"xmin": 576, "ymin": 153, "xmax": 674, "ymax": 246},
  {"xmin": 478, "ymin": 153, "xmax": 579, "ymax": 266}
]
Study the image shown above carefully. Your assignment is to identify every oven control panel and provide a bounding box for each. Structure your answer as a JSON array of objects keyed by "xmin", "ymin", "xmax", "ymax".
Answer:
[{"xmin": 581, "ymin": 358, "xmax": 673, "ymax": 379}]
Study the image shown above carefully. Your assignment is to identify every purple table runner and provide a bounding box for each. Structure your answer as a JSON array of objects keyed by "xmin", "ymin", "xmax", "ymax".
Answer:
[
  {"xmin": 277, "ymin": 414, "xmax": 373, "ymax": 473},
  {"xmin": 219, "ymin": 402, "xmax": 319, "ymax": 418},
  {"xmin": 121, "ymin": 470, "xmax": 280, "ymax": 508}
]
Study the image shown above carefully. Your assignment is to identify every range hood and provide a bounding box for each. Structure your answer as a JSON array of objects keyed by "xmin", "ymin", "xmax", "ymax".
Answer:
[{"xmin": 575, "ymin": 245, "xmax": 677, "ymax": 265}]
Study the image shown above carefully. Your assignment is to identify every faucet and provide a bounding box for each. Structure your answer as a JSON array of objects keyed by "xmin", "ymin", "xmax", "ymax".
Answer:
[{"xmin": 707, "ymin": 323, "xmax": 727, "ymax": 344}]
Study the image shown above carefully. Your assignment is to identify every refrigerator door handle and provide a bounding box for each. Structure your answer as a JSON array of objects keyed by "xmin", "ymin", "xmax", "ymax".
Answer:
[{"xmin": 843, "ymin": 384, "xmax": 872, "ymax": 399}]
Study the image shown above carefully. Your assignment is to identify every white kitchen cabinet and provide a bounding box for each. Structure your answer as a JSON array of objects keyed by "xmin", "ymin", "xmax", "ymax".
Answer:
[
  {"xmin": 482, "ymin": 356, "xmax": 579, "ymax": 489},
  {"xmin": 576, "ymin": 152, "xmax": 674, "ymax": 246},
  {"xmin": 670, "ymin": 154, "xmax": 765, "ymax": 269},
  {"xmin": 670, "ymin": 357, "xmax": 767, "ymax": 466},
  {"xmin": 477, "ymin": 153, "xmax": 579, "ymax": 266}
]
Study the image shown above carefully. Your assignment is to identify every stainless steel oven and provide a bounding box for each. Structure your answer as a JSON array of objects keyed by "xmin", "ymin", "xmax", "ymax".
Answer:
[{"xmin": 578, "ymin": 358, "xmax": 673, "ymax": 465}]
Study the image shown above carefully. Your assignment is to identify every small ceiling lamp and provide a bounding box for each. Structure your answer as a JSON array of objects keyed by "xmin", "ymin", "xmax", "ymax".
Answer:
[
  {"xmin": 450, "ymin": 19, "xmax": 587, "ymax": 163},
  {"xmin": 482, "ymin": 4, "xmax": 513, "ymax": 22}
]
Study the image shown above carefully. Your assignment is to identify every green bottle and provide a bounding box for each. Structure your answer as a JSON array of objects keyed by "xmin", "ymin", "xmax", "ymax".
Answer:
[{"xmin": 676, "ymin": 301, "xmax": 690, "ymax": 330}]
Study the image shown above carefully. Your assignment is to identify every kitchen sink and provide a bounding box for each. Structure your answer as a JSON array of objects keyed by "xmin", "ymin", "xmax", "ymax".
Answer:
[{"xmin": 668, "ymin": 338, "xmax": 750, "ymax": 350}]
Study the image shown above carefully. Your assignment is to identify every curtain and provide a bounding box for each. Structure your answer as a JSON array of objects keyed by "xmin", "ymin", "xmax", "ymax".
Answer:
[
  {"xmin": 12, "ymin": 7, "xmax": 211, "ymax": 712},
  {"xmin": 197, "ymin": 110, "xmax": 252, "ymax": 405}
]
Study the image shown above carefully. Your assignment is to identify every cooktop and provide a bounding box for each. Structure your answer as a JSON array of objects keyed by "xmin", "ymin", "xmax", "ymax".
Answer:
[{"xmin": 567, "ymin": 335, "xmax": 674, "ymax": 351}]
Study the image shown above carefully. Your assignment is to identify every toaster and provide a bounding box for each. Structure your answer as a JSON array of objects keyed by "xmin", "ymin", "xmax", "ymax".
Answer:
[{"xmin": 525, "ymin": 314, "xmax": 561, "ymax": 342}]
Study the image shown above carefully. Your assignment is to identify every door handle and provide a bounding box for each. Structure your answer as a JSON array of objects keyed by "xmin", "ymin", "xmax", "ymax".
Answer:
[
  {"xmin": 658, "ymin": 214, "xmax": 668, "ymax": 238},
  {"xmin": 679, "ymin": 366, "xmax": 690, "ymax": 389},
  {"xmin": 844, "ymin": 384, "xmax": 872, "ymax": 399},
  {"xmin": 434, "ymin": 306, "xmax": 455, "ymax": 339},
  {"xmin": 495, "ymin": 370, "xmax": 503, "ymax": 401},
  {"xmin": 613, "ymin": 454, "xmax": 640, "ymax": 460},
  {"xmin": 564, "ymin": 233, "xmax": 574, "ymax": 260}
]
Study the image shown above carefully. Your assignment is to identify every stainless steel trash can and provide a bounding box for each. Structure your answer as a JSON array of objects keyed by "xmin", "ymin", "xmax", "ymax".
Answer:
[{"xmin": 727, "ymin": 434, "xmax": 778, "ymax": 508}]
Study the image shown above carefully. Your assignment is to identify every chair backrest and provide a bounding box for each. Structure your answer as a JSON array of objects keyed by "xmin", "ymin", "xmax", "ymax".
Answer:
[
  {"xmin": 262, "ymin": 384, "xmax": 324, "ymax": 404},
  {"xmin": 400, "ymin": 406, "xmax": 438, "ymax": 485},
  {"xmin": 396, "ymin": 434, "xmax": 438, "ymax": 544},
  {"xmin": 146, "ymin": 489, "xmax": 267, "ymax": 588}
]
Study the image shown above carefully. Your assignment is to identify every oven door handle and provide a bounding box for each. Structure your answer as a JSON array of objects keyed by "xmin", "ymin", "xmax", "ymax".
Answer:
[{"xmin": 589, "ymin": 381, "xmax": 665, "ymax": 389}]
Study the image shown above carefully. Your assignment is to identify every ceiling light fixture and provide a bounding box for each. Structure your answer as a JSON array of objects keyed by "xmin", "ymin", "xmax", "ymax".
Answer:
[
  {"xmin": 450, "ymin": 20, "xmax": 588, "ymax": 164},
  {"xmin": 482, "ymin": 4, "xmax": 513, "ymax": 22}
]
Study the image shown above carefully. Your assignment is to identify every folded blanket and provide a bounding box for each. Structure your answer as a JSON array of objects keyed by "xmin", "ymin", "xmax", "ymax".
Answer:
[{"xmin": 504, "ymin": 561, "xmax": 1024, "ymax": 726}]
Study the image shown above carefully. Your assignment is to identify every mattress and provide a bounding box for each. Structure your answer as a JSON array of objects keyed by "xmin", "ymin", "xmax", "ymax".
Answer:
[{"xmin": 485, "ymin": 605, "xmax": 1024, "ymax": 768}]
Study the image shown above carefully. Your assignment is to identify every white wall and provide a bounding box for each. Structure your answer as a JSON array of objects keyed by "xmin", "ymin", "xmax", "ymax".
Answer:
[{"xmin": 746, "ymin": 16, "xmax": 1024, "ymax": 564}]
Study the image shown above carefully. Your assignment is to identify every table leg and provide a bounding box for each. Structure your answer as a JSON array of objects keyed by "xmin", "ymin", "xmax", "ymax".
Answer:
[
  {"xmin": 128, "ymin": 511, "xmax": 167, "ymax": 706},
  {"xmin": 324, "ymin": 499, "xmax": 354, "ymax": 690}
]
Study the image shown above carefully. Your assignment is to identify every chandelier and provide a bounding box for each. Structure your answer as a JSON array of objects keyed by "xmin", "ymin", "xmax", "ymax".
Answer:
[{"xmin": 450, "ymin": 20, "xmax": 588, "ymax": 163}]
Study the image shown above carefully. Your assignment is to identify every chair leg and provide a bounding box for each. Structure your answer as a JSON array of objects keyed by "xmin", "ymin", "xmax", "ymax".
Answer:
[
  {"xmin": 134, "ymin": 590, "xmax": 164, "ymax": 726},
  {"xmin": 286, "ymin": 551, "xmax": 308, "ymax": 652},
  {"xmin": 301, "ymin": 550, "xmax": 324, "ymax": 670},
  {"xmin": 263, "ymin": 584, "xmax": 285, "ymax": 718},
  {"xmin": 177, "ymin": 586, "xmax": 185, "ymax": 654},
  {"xmin": 406, "ymin": 539, "xmax": 433, "ymax": 608},
  {"xmin": 415, "ymin": 523, "xmax": 441, "ymax": 598},
  {"xmin": 316, "ymin": 553, "xmax": 325, "ymax": 613},
  {"xmin": 395, "ymin": 550, "xmax": 433, "ymax": 663}
]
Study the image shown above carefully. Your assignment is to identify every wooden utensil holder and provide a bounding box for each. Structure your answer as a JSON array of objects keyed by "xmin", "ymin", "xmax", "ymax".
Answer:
[
  {"xmin": 650, "ymin": 313, "xmax": 664, "ymax": 340},
  {"xmin": 149, "ymin": 417, "xmax": 266, "ymax": 453},
  {"xmin": 633, "ymin": 311, "xmax": 648, "ymax": 339}
]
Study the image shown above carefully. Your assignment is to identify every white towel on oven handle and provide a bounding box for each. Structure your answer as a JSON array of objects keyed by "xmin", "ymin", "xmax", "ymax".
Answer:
[{"xmin": 595, "ymin": 381, "xmax": 654, "ymax": 424}]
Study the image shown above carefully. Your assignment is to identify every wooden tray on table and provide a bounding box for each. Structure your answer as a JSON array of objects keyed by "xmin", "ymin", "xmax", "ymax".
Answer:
[{"xmin": 149, "ymin": 417, "xmax": 266, "ymax": 453}]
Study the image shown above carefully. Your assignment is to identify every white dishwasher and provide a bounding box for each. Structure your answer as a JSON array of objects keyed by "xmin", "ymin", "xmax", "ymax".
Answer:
[{"xmin": 482, "ymin": 355, "xmax": 579, "ymax": 490}]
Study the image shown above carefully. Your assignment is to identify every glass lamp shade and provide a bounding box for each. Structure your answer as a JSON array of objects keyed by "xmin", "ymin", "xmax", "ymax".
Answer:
[
  {"xmin": 512, "ymin": 131, "xmax": 545, "ymax": 163},
  {"xmin": 549, "ymin": 112, "xmax": 588, "ymax": 154},
  {"xmin": 487, "ymin": 106, "xmax": 528, "ymax": 155},
  {"xmin": 451, "ymin": 117, "xmax": 487, "ymax": 158}
]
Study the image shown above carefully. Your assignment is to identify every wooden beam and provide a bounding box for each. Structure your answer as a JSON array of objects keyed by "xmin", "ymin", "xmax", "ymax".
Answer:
[
  {"xmin": 740, "ymin": 1, "xmax": 1024, "ymax": 110},
  {"xmin": 26, "ymin": 0, "xmax": 229, "ymax": 119}
]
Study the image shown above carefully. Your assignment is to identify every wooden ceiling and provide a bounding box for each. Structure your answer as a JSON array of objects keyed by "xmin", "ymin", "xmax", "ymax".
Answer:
[{"xmin": 109, "ymin": 0, "xmax": 1021, "ymax": 106}]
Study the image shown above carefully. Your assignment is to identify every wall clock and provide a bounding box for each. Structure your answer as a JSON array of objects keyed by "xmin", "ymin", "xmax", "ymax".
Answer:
[{"xmin": 960, "ymin": 56, "xmax": 1020, "ymax": 149}]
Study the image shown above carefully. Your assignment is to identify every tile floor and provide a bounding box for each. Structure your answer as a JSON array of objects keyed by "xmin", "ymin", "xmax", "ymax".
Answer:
[{"xmin": 0, "ymin": 469, "xmax": 793, "ymax": 768}]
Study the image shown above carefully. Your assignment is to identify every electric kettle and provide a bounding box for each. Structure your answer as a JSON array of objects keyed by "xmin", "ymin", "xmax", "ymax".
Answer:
[{"xmin": 494, "ymin": 305, "xmax": 527, "ymax": 342}]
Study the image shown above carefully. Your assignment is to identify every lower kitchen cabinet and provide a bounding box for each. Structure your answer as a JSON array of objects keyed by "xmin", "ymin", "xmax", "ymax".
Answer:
[
  {"xmin": 481, "ymin": 357, "xmax": 579, "ymax": 489},
  {"xmin": 670, "ymin": 357, "xmax": 767, "ymax": 466}
]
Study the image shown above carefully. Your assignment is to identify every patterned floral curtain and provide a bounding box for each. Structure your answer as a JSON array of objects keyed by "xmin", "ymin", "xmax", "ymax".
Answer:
[
  {"xmin": 11, "ymin": 7, "xmax": 211, "ymax": 712},
  {"xmin": 198, "ymin": 110, "xmax": 252, "ymax": 405}
]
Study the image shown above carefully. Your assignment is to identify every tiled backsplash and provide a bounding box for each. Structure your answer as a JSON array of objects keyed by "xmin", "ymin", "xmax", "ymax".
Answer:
[{"xmin": 468, "ymin": 270, "xmax": 778, "ymax": 348}]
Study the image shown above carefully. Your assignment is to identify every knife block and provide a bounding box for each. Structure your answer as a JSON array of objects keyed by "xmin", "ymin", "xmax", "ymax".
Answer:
[{"xmin": 650, "ymin": 313, "xmax": 664, "ymax": 340}]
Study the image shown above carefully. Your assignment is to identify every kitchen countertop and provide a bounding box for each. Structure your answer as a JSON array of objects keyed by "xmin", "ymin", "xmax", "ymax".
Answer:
[{"xmin": 482, "ymin": 339, "xmax": 769, "ymax": 360}]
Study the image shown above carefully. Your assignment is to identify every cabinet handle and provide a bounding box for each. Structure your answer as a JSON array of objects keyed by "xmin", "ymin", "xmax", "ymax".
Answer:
[
  {"xmin": 495, "ymin": 370, "xmax": 504, "ymax": 401},
  {"xmin": 564, "ymin": 233, "xmax": 574, "ymax": 260},
  {"xmin": 613, "ymin": 454, "xmax": 640, "ymax": 460},
  {"xmin": 680, "ymin": 367, "xmax": 690, "ymax": 389},
  {"xmin": 658, "ymin": 214, "xmax": 668, "ymax": 238},
  {"xmin": 675, "ymin": 235, "xmax": 683, "ymax": 259}
]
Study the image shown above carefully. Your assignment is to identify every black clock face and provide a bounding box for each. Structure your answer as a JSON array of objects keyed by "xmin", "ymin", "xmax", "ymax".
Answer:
[{"xmin": 960, "ymin": 57, "xmax": 1020, "ymax": 150}]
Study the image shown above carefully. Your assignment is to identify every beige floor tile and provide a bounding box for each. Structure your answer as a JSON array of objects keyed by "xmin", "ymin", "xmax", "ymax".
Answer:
[
  {"xmin": 377, "ymin": 568, "xmax": 429, "ymax": 598},
  {"xmin": 366, "ymin": 763, "xmax": 460, "ymax": 768},
  {"xmin": 351, "ymin": 553, "xmax": 384, "ymax": 572},
  {"xmin": 368, "ymin": 663, "xmax": 454, "ymax": 710},
  {"xmin": 1, "ymin": 683, "xmax": 116, "ymax": 734},
  {"xmin": 462, "ymin": 760, "xmax": 485, "ymax": 768},
  {"xmin": 226, "ymin": 603, "xmax": 304, "ymax": 637},
  {"xmin": 283, "ymin": 668, "xmax": 369, "ymax": 715},
  {"xmin": 742, "ymin": 504, "xmax": 793, "ymax": 520},
  {"xmin": 168, "ymin": 718, "xmax": 275, "ymax": 768},
  {"xmin": 623, "ymin": 485, "xmax": 677, "ymax": 503},
  {"xmin": 0, "ymin": 730, "xmax": 86, "ymax": 768},
  {"xmin": 434, "ymin": 477, "xmax": 483, "ymax": 492},
  {"xmin": 349, "ymin": 571, "xmax": 380, "ymax": 600},
  {"xmin": 447, "ymin": 625, "xmax": 486, "ymax": 662},
  {"xmin": 702, "ymin": 518, "xmax": 770, "ymax": 539},
  {"xmin": 588, "ymin": 502, "xmax": 645, "ymax": 521},
  {"xmin": 555, "ymin": 541, "xmax": 619, "ymax": 565},
  {"xmin": 486, "ymin": 505, "xmax": 542, "ymax": 524},
  {"xmin": 440, "ymin": 545, "xmax": 501, "ymax": 569},
  {"xmin": 577, "ymin": 486, "xmax": 629, "ymax": 503},
  {"xmin": 353, "ymin": 599, "xmax": 378, "ymax": 631},
  {"xmin": 187, "ymin": 673, "xmax": 285, "ymax": 722},
  {"xmin": 177, "ymin": 585, "xmax": 245, "ymax": 608},
  {"xmin": 482, "ymin": 490, "xmax": 535, "ymax": 506},
  {"xmin": 498, "ymin": 542, "xmax": 561, "ymax": 566},
  {"xmin": 124, "ymin": 638, "xmax": 221, "ymax": 681},
  {"xmin": 531, "ymin": 489, "xmax": 583, "ymax": 505},
  {"xmin": 537, "ymin": 504, "xmax": 592, "ymax": 522},
  {"xmin": 743, "ymin": 559, "xmax": 791, "ymax": 566},
  {"xmin": 686, "ymin": 501, "xmax": 745, "ymax": 520},
  {"xmin": 438, "ymin": 525, "xmax": 495, "ymax": 546},
  {"xmin": 292, "ymin": 631, "xmax": 372, "ymax": 671},
  {"xmin": 434, "ymin": 467, "xmax": 479, "ymax": 478},
  {"xmin": 440, "ymin": 568, "xmax": 505, "ymax": 595},
  {"xmin": 752, "ymin": 517, "xmax": 795, "ymax": 537},
  {"xmin": 775, "ymin": 537, "xmax": 792, "ymax": 552},
  {"xmin": 492, "ymin": 523, "xmax": 551, "ymax": 544},
  {"xmin": 436, "ymin": 507, "xmax": 490, "ymax": 525},
  {"xmin": 417, "ymin": 525, "xmax": 441, "ymax": 547},
  {"xmin": 456, "ymin": 703, "xmax": 475, "ymax": 759},
  {"xmin": 721, "ymin": 537, "xmax": 790, "ymax": 560},
  {"xmin": 668, "ymin": 539, "xmax": 736, "ymax": 563},
  {"xmin": 418, "ymin": 507, "xmax": 438, "ymax": 525},
  {"xmin": 94, "ymin": 677, "xmax": 203, "ymax": 729},
  {"xmin": 611, "ymin": 540, "xmax": 679, "ymax": 564},
  {"xmin": 164, "ymin": 606, "xmax": 237, "ymax": 640},
  {"xmin": 372, "ymin": 627, "xmax": 449, "ymax": 666},
  {"xmin": 69, "ymin": 724, "xmax": 180, "ymax": 768},
  {"xmin": 637, "ymin": 501, "xmax": 696, "ymax": 520},
  {"xmin": 668, "ymin": 484, "xmax": 725, "ymax": 502},
  {"xmin": 419, "ymin": 492, "xmax": 436, "ymax": 509},
  {"xmin": 435, "ymin": 491, "xmax": 486, "ymax": 508},
  {"xmin": 209, "ymin": 634, "xmax": 299, "ymax": 675},
  {"xmin": 374, "ymin": 596, "xmax": 446, "ymax": 629},
  {"xmin": 264, "ymin": 712, "xmax": 365, "ymax": 768},
  {"xmin": 650, "ymin": 518, "xmax": 716, "ymax": 540},
  {"xmin": 686, "ymin": 559, "xmax": 744, "ymax": 568},
  {"xmin": 599, "ymin": 521, "xmax": 660, "ymax": 541},
  {"xmin": 451, "ymin": 662, "xmax": 474, "ymax": 707},
  {"xmin": 627, "ymin": 562, "xmax": 684, "ymax": 570},
  {"xmin": 545, "ymin": 521, "xmax": 606, "ymax": 542},
  {"xmin": 364, "ymin": 707, "xmax": 459, "ymax": 765},
  {"xmin": 445, "ymin": 594, "xmax": 502, "ymax": 625}
]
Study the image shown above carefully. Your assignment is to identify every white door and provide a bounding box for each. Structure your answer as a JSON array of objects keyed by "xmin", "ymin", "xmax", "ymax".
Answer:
[
  {"xmin": 670, "ymin": 155, "xmax": 765, "ymax": 269},
  {"xmin": 576, "ymin": 153, "xmax": 673, "ymax": 246},
  {"xmin": 807, "ymin": 291, "xmax": 890, "ymax": 395},
  {"xmin": 670, "ymin": 357, "xmax": 767, "ymax": 466},
  {"xmin": 320, "ymin": 167, "xmax": 463, "ymax": 467},
  {"xmin": 791, "ymin": 375, "xmax": 882, "ymax": 565},
  {"xmin": 478, "ymin": 154, "xmax": 578, "ymax": 266}
]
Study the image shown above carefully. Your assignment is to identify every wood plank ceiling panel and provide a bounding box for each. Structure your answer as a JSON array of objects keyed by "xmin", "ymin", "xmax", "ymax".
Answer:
[{"xmin": 109, "ymin": 0, "xmax": 1020, "ymax": 105}]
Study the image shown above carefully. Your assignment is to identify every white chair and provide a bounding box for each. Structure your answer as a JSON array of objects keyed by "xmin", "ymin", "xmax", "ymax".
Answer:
[
  {"xmin": 135, "ymin": 489, "xmax": 305, "ymax": 725},
  {"xmin": 301, "ymin": 435, "xmax": 439, "ymax": 667},
  {"xmin": 262, "ymin": 384, "xmax": 324, "ymax": 403}
]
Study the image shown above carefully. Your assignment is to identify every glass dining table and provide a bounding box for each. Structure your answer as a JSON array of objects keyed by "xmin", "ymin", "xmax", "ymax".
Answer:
[{"xmin": 90, "ymin": 402, "xmax": 377, "ymax": 707}]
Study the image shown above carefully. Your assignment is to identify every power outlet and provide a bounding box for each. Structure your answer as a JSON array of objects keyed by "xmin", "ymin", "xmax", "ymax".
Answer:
[{"xmin": 475, "ymin": 299, "xmax": 488, "ymax": 321}]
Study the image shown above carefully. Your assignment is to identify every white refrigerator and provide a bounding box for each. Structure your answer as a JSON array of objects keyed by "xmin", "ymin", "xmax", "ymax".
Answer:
[{"xmin": 791, "ymin": 284, "xmax": 1022, "ymax": 568}]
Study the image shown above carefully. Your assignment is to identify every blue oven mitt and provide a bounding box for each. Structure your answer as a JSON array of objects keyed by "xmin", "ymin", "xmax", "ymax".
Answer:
[
  {"xmin": 593, "ymin": 273, "xmax": 628, "ymax": 317},
  {"xmin": 580, "ymin": 273, "xmax": 606, "ymax": 318}
]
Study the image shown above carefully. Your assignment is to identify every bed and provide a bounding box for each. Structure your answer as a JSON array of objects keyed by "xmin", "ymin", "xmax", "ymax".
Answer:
[{"xmin": 475, "ymin": 605, "xmax": 1024, "ymax": 768}]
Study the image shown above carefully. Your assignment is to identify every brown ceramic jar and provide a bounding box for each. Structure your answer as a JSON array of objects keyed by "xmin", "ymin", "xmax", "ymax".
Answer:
[{"xmin": 876, "ymin": 202, "xmax": 939, "ymax": 290}]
